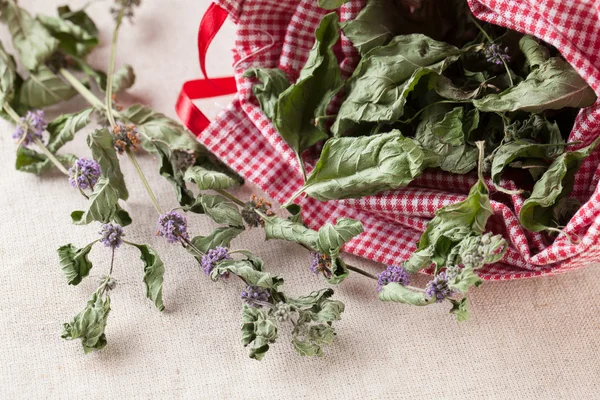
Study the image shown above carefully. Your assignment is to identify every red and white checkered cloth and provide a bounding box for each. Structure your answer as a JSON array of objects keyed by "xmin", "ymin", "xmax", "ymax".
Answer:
[{"xmin": 194, "ymin": 0, "xmax": 600, "ymax": 280}]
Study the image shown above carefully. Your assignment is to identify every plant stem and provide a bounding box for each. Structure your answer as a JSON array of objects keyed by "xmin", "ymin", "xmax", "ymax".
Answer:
[
  {"xmin": 346, "ymin": 264, "xmax": 377, "ymax": 280},
  {"xmin": 3, "ymin": 103, "xmax": 68, "ymax": 174},
  {"xmin": 296, "ymin": 153, "xmax": 307, "ymax": 183},
  {"xmin": 181, "ymin": 237, "xmax": 205, "ymax": 257},
  {"xmin": 469, "ymin": 15, "xmax": 493, "ymax": 43},
  {"xmin": 469, "ymin": 15, "xmax": 514, "ymax": 87},
  {"xmin": 33, "ymin": 137, "xmax": 70, "ymax": 175},
  {"xmin": 126, "ymin": 149, "xmax": 163, "ymax": 215},
  {"xmin": 282, "ymin": 187, "xmax": 305, "ymax": 208},
  {"xmin": 398, "ymin": 100, "xmax": 470, "ymax": 124},
  {"xmin": 73, "ymin": 165, "xmax": 90, "ymax": 199},
  {"xmin": 215, "ymin": 188, "xmax": 246, "ymax": 207},
  {"xmin": 105, "ymin": 8, "xmax": 126, "ymax": 127},
  {"xmin": 58, "ymin": 69, "xmax": 105, "ymax": 108},
  {"xmin": 101, "ymin": 248, "xmax": 116, "ymax": 295}
]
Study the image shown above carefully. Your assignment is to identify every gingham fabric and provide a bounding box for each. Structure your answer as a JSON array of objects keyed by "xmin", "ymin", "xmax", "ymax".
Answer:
[{"xmin": 192, "ymin": 0, "xmax": 600, "ymax": 280}]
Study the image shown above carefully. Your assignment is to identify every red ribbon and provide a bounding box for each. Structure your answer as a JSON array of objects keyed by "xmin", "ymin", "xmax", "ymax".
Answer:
[{"xmin": 176, "ymin": 3, "xmax": 237, "ymax": 136}]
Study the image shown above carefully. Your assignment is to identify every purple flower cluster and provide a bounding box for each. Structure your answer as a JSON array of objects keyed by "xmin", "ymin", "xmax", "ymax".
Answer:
[
  {"xmin": 425, "ymin": 272, "xmax": 455, "ymax": 303},
  {"xmin": 484, "ymin": 43, "xmax": 511, "ymax": 66},
  {"xmin": 241, "ymin": 285, "xmax": 270, "ymax": 307},
  {"xmin": 68, "ymin": 158, "xmax": 101, "ymax": 190},
  {"xmin": 156, "ymin": 211, "xmax": 189, "ymax": 244},
  {"xmin": 309, "ymin": 252, "xmax": 333, "ymax": 279},
  {"xmin": 200, "ymin": 246, "xmax": 231, "ymax": 275},
  {"xmin": 12, "ymin": 110, "xmax": 47, "ymax": 147},
  {"xmin": 99, "ymin": 223, "xmax": 124, "ymax": 249},
  {"xmin": 377, "ymin": 265, "xmax": 410, "ymax": 292}
]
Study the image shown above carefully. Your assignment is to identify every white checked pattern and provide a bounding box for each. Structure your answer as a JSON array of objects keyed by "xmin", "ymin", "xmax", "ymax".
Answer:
[{"xmin": 193, "ymin": 0, "xmax": 600, "ymax": 280}]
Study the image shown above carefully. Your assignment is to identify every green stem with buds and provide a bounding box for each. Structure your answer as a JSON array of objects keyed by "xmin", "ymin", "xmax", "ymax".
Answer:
[
  {"xmin": 469, "ymin": 15, "xmax": 514, "ymax": 87},
  {"xmin": 3, "ymin": 101, "xmax": 70, "ymax": 175}
]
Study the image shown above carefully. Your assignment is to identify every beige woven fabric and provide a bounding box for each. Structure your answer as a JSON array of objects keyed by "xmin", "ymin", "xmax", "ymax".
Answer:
[{"xmin": 1, "ymin": 0, "xmax": 599, "ymax": 398}]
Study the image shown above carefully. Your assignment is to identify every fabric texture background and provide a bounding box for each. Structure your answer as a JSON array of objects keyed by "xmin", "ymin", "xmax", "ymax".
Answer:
[{"xmin": 0, "ymin": 1, "xmax": 598, "ymax": 399}]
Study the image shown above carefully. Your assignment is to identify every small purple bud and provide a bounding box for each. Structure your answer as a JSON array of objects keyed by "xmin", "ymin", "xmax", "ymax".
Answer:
[
  {"xmin": 377, "ymin": 265, "xmax": 410, "ymax": 292},
  {"xmin": 156, "ymin": 211, "xmax": 189, "ymax": 244},
  {"xmin": 12, "ymin": 110, "xmax": 46, "ymax": 147},
  {"xmin": 425, "ymin": 272, "xmax": 455, "ymax": 302},
  {"xmin": 241, "ymin": 285, "xmax": 270, "ymax": 307},
  {"xmin": 484, "ymin": 43, "xmax": 511, "ymax": 66},
  {"xmin": 99, "ymin": 223, "xmax": 124, "ymax": 249},
  {"xmin": 68, "ymin": 158, "xmax": 101, "ymax": 190},
  {"xmin": 200, "ymin": 246, "xmax": 232, "ymax": 276}
]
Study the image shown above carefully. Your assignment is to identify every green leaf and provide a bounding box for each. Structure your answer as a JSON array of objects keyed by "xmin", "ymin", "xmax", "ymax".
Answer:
[
  {"xmin": 57, "ymin": 5, "xmax": 98, "ymax": 37},
  {"xmin": 285, "ymin": 203, "xmax": 303, "ymax": 224},
  {"xmin": 243, "ymin": 67, "xmax": 290, "ymax": 120},
  {"xmin": 332, "ymin": 34, "xmax": 464, "ymax": 136},
  {"xmin": 490, "ymin": 140, "xmax": 554, "ymax": 184},
  {"xmin": 415, "ymin": 106, "xmax": 479, "ymax": 174},
  {"xmin": 263, "ymin": 216, "xmax": 319, "ymax": 249},
  {"xmin": 71, "ymin": 177, "xmax": 124, "ymax": 225},
  {"xmin": 292, "ymin": 323, "xmax": 336, "ymax": 357},
  {"xmin": 15, "ymin": 146, "xmax": 75, "ymax": 175},
  {"xmin": 317, "ymin": 0, "xmax": 351, "ymax": 10},
  {"xmin": 111, "ymin": 64, "xmax": 135, "ymax": 93},
  {"xmin": 288, "ymin": 288, "xmax": 344, "ymax": 322},
  {"xmin": 449, "ymin": 298, "xmax": 470, "ymax": 322},
  {"xmin": 287, "ymin": 288, "xmax": 334, "ymax": 309},
  {"xmin": 288, "ymin": 289, "xmax": 344, "ymax": 356},
  {"xmin": 19, "ymin": 66, "xmax": 78, "ymax": 109},
  {"xmin": 184, "ymin": 165, "xmax": 237, "ymax": 191},
  {"xmin": 405, "ymin": 178, "xmax": 494, "ymax": 272},
  {"xmin": 241, "ymin": 305, "xmax": 278, "ymax": 360},
  {"xmin": 273, "ymin": 13, "xmax": 341, "ymax": 156},
  {"xmin": 46, "ymin": 108, "xmax": 94, "ymax": 153},
  {"xmin": 57, "ymin": 242, "xmax": 95, "ymax": 285},
  {"xmin": 315, "ymin": 218, "xmax": 363, "ymax": 255},
  {"xmin": 36, "ymin": 13, "xmax": 98, "ymax": 57},
  {"xmin": 520, "ymin": 137, "xmax": 600, "ymax": 232},
  {"xmin": 378, "ymin": 283, "xmax": 434, "ymax": 306},
  {"xmin": 87, "ymin": 128, "xmax": 129, "ymax": 200},
  {"xmin": 188, "ymin": 227, "xmax": 244, "ymax": 254},
  {"xmin": 0, "ymin": 41, "xmax": 18, "ymax": 104},
  {"xmin": 152, "ymin": 140, "xmax": 195, "ymax": 206},
  {"xmin": 448, "ymin": 267, "xmax": 482, "ymax": 294},
  {"xmin": 129, "ymin": 243, "xmax": 165, "ymax": 312},
  {"xmin": 519, "ymin": 35, "xmax": 549, "ymax": 71},
  {"xmin": 113, "ymin": 205, "xmax": 132, "ymax": 227},
  {"xmin": 79, "ymin": 63, "xmax": 107, "ymax": 91},
  {"xmin": 0, "ymin": 3, "xmax": 58, "ymax": 71},
  {"xmin": 210, "ymin": 260, "xmax": 284, "ymax": 289},
  {"xmin": 199, "ymin": 194, "xmax": 244, "ymax": 227},
  {"xmin": 302, "ymin": 131, "xmax": 437, "ymax": 201},
  {"xmin": 430, "ymin": 74, "xmax": 483, "ymax": 101},
  {"xmin": 120, "ymin": 104, "xmax": 203, "ymax": 153},
  {"xmin": 61, "ymin": 289, "xmax": 111, "ymax": 354},
  {"xmin": 473, "ymin": 58, "xmax": 597, "ymax": 112},
  {"xmin": 341, "ymin": 0, "xmax": 404, "ymax": 56}
]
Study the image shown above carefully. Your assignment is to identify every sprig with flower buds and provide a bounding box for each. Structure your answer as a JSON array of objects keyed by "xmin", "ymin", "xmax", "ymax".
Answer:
[
  {"xmin": 2, "ymin": 0, "xmax": 514, "ymax": 361},
  {"xmin": 59, "ymin": 222, "xmax": 165, "ymax": 352}
]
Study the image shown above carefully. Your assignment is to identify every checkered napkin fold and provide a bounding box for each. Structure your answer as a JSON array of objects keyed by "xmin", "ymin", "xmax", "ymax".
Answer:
[{"xmin": 181, "ymin": 0, "xmax": 600, "ymax": 280}]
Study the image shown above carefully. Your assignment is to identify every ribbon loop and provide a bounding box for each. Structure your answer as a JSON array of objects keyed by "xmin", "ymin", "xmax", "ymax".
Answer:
[{"xmin": 177, "ymin": 3, "xmax": 236, "ymax": 136}]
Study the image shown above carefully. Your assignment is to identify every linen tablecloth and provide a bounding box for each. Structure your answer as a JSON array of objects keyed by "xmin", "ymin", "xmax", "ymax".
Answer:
[{"xmin": 0, "ymin": 1, "xmax": 598, "ymax": 398}]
